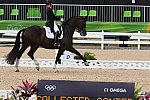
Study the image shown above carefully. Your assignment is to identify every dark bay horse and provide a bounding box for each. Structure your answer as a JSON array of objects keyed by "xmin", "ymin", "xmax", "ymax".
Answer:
[{"xmin": 5, "ymin": 16, "xmax": 89, "ymax": 72}]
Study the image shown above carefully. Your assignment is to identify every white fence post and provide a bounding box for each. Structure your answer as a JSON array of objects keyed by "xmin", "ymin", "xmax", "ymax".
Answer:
[
  {"xmin": 101, "ymin": 30, "xmax": 104, "ymax": 50},
  {"xmin": 137, "ymin": 31, "xmax": 141, "ymax": 50}
]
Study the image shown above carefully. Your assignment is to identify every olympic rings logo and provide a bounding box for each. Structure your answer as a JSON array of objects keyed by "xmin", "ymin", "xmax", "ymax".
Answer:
[{"xmin": 45, "ymin": 85, "xmax": 56, "ymax": 91}]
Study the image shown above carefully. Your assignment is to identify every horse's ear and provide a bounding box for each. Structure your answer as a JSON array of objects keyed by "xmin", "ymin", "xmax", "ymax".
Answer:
[
  {"xmin": 84, "ymin": 16, "xmax": 88, "ymax": 21},
  {"xmin": 83, "ymin": 11, "xmax": 89, "ymax": 21}
]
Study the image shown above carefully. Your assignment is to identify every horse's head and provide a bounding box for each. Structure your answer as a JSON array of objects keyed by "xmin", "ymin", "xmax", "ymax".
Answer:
[{"xmin": 75, "ymin": 16, "xmax": 87, "ymax": 36}]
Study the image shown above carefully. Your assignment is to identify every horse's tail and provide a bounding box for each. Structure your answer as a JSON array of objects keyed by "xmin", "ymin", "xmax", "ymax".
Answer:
[{"xmin": 5, "ymin": 29, "xmax": 26, "ymax": 65}]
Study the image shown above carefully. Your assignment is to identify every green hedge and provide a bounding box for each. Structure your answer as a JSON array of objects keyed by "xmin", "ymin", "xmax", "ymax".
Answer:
[{"xmin": 0, "ymin": 20, "xmax": 149, "ymax": 33}]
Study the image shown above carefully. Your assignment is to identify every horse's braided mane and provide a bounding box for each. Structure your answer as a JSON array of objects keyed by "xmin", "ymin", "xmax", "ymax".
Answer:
[{"xmin": 63, "ymin": 16, "xmax": 82, "ymax": 26}]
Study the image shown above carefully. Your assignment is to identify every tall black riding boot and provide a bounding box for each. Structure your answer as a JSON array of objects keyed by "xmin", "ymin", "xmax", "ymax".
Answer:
[{"xmin": 54, "ymin": 32, "xmax": 59, "ymax": 47}]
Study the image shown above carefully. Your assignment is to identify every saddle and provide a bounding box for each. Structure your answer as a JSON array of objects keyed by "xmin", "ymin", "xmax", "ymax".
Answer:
[{"xmin": 43, "ymin": 23, "xmax": 63, "ymax": 39}]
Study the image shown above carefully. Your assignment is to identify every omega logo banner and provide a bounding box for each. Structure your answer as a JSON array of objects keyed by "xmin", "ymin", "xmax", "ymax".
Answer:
[{"xmin": 37, "ymin": 80, "xmax": 135, "ymax": 100}]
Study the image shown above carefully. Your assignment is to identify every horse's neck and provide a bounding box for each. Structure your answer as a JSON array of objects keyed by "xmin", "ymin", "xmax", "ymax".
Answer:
[
  {"xmin": 63, "ymin": 20, "xmax": 76, "ymax": 37},
  {"xmin": 65, "ymin": 17, "xmax": 77, "ymax": 28}
]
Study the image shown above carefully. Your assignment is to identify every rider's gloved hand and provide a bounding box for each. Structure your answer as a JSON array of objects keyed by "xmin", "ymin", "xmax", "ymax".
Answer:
[{"xmin": 60, "ymin": 18, "xmax": 64, "ymax": 22}]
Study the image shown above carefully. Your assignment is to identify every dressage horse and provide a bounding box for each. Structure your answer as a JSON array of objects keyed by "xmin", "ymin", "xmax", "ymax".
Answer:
[{"xmin": 5, "ymin": 16, "xmax": 89, "ymax": 72}]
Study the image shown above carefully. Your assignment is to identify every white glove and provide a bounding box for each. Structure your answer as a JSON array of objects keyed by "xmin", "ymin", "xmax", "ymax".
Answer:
[{"xmin": 60, "ymin": 18, "xmax": 64, "ymax": 22}]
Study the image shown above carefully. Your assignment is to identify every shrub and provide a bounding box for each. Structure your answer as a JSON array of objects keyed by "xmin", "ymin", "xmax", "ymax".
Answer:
[
  {"xmin": 74, "ymin": 52, "xmax": 97, "ymax": 60},
  {"xmin": 84, "ymin": 52, "xmax": 97, "ymax": 60},
  {"xmin": 134, "ymin": 83, "xmax": 143, "ymax": 100},
  {"xmin": 11, "ymin": 80, "xmax": 37, "ymax": 100}
]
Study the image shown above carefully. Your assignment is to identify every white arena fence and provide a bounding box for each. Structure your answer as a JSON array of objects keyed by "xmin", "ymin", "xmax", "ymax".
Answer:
[
  {"xmin": 0, "ymin": 4, "xmax": 150, "ymax": 22},
  {"xmin": 1, "ymin": 30, "xmax": 150, "ymax": 50},
  {"xmin": 0, "ymin": 58, "xmax": 150, "ymax": 70}
]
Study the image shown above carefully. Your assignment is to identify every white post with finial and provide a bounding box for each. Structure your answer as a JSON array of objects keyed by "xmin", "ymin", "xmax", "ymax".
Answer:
[{"xmin": 101, "ymin": 30, "xmax": 104, "ymax": 50}]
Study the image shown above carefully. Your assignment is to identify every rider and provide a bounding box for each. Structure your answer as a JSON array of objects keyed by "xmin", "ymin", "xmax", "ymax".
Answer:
[{"xmin": 45, "ymin": 0, "xmax": 61, "ymax": 47}]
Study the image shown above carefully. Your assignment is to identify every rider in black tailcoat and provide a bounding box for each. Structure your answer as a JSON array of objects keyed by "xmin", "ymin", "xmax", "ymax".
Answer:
[{"xmin": 45, "ymin": 0, "xmax": 60, "ymax": 47}]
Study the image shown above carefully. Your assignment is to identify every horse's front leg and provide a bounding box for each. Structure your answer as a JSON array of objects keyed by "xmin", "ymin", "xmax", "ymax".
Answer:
[
  {"xmin": 15, "ymin": 59, "xmax": 20, "ymax": 72},
  {"xmin": 68, "ymin": 47, "xmax": 89, "ymax": 66},
  {"xmin": 33, "ymin": 59, "xmax": 40, "ymax": 71},
  {"xmin": 54, "ymin": 48, "xmax": 65, "ymax": 70}
]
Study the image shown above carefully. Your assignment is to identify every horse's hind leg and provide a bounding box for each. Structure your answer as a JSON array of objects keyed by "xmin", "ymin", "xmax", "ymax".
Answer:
[
  {"xmin": 67, "ymin": 47, "xmax": 89, "ymax": 66},
  {"xmin": 27, "ymin": 45, "xmax": 40, "ymax": 71},
  {"xmin": 16, "ymin": 44, "xmax": 29, "ymax": 72}
]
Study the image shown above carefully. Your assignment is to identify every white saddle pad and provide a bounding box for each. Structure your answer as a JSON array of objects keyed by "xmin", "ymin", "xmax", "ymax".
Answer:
[{"xmin": 43, "ymin": 23, "xmax": 63, "ymax": 39}]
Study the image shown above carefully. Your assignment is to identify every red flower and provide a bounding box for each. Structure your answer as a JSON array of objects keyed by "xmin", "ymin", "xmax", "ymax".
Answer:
[{"xmin": 10, "ymin": 80, "xmax": 37, "ymax": 100}]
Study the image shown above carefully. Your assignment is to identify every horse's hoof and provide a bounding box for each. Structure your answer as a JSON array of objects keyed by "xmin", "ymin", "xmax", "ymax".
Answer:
[
  {"xmin": 84, "ymin": 62, "xmax": 89, "ymax": 66},
  {"xmin": 15, "ymin": 70, "xmax": 19, "ymax": 72},
  {"xmin": 36, "ymin": 67, "xmax": 40, "ymax": 71},
  {"xmin": 53, "ymin": 64, "xmax": 56, "ymax": 69},
  {"xmin": 58, "ymin": 59, "xmax": 61, "ymax": 64},
  {"xmin": 54, "ymin": 70, "xmax": 59, "ymax": 73}
]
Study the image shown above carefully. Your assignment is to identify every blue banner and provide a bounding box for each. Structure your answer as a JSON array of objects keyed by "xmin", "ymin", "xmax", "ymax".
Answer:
[{"xmin": 37, "ymin": 80, "xmax": 135, "ymax": 100}]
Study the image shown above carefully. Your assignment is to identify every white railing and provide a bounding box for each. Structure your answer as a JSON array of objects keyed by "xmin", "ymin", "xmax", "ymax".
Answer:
[
  {"xmin": 100, "ymin": 31, "xmax": 150, "ymax": 50},
  {"xmin": 1, "ymin": 30, "xmax": 150, "ymax": 50},
  {"xmin": 74, "ymin": 31, "xmax": 150, "ymax": 50}
]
